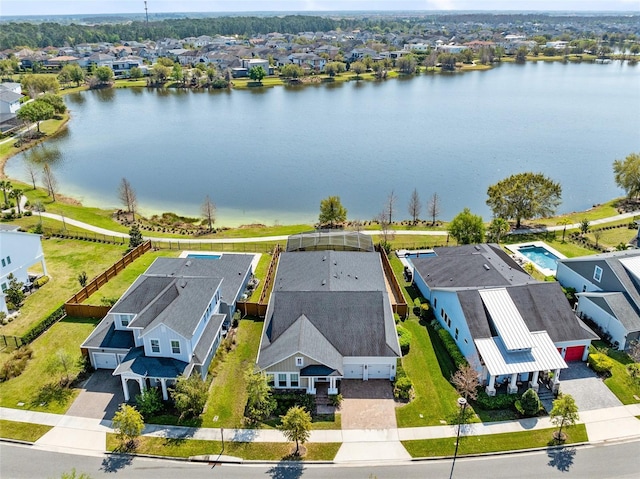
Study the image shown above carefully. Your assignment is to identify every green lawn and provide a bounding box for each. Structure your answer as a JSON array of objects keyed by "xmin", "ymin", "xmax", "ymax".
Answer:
[
  {"xmin": 591, "ymin": 342, "xmax": 640, "ymax": 404},
  {"xmin": 585, "ymin": 225, "xmax": 637, "ymax": 250},
  {"xmin": 106, "ymin": 434, "xmax": 341, "ymax": 461},
  {"xmin": 248, "ymin": 253, "xmax": 272, "ymax": 302},
  {"xmin": 0, "ymin": 238, "xmax": 125, "ymax": 337},
  {"xmin": 201, "ymin": 318, "xmax": 264, "ymax": 428},
  {"xmin": 0, "ymin": 419, "xmax": 52, "ymax": 442},
  {"xmin": 530, "ymin": 199, "xmax": 623, "ymax": 227},
  {"xmin": 402, "ymin": 424, "xmax": 588, "ymax": 458},
  {"xmin": 0, "ymin": 316, "xmax": 100, "ymax": 413}
]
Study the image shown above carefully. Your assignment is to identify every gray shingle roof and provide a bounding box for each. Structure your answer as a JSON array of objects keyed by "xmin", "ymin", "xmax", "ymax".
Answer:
[
  {"xmin": 113, "ymin": 347, "xmax": 189, "ymax": 378},
  {"xmin": 81, "ymin": 316, "xmax": 135, "ymax": 350},
  {"xmin": 0, "ymin": 90, "xmax": 22, "ymax": 103},
  {"xmin": 192, "ymin": 313, "xmax": 226, "ymax": 365},
  {"xmin": 579, "ymin": 292, "xmax": 640, "ymax": 333}
]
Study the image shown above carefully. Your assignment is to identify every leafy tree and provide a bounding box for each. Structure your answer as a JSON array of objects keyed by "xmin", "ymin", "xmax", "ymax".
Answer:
[
  {"xmin": 451, "ymin": 363, "xmax": 479, "ymax": 401},
  {"xmin": 17, "ymin": 100, "xmax": 54, "ymax": 133},
  {"xmin": 319, "ymin": 195, "xmax": 347, "ymax": 227},
  {"xmin": 515, "ymin": 46, "xmax": 529, "ymax": 62},
  {"xmin": 39, "ymin": 93, "xmax": 67, "ymax": 114},
  {"xmin": 613, "ymin": 152, "xmax": 640, "ymax": 199},
  {"xmin": 171, "ymin": 374, "xmax": 208, "ymax": 421},
  {"xmin": 279, "ymin": 405, "xmax": 312, "ymax": 455},
  {"xmin": 151, "ymin": 64, "xmax": 171, "ymax": 84},
  {"xmin": 449, "ymin": 208, "xmax": 485, "ymax": 244},
  {"xmin": 21, "ymin": 74, "xmax": 59, "ymax": 95},
  {"xmin": 77, "ymin": 271, "xmax": 88, "ymax": 287},
  {"xmin": 550, "ymin": 394, "xmax": 579, "ymax": 442},
  {"xmin": 128, "ymin": 224, "xmax": 143, "ymax": 249},
  {"xmin": 324, "ymin": 61, "xmax": 345, "ymax": 77},
  {"xmin": 558, "ymin": 218, "xmax": 572, "ymax": 242},
  {"xmin": 118, "ymin": 177, "xmax": 137, "ymax": 219},
  {"xmin": 438, "ymin": 53, "xmax": 457, "ymax": 71},
  {"xmin": 9, "ymin": 188, "xmax": 23, "ymax": 215},
  {"xmin": 350, "ymin": 61, "xmax": 366, "ymax": 77},
  {"xmin": 59, "ymin": 64, "xmax": 85, "ymax": 87},
  {"xmin": 129, "ymin": 66, "xmax": 143, "ymax": 79},
  {"xmin": 487, "ymin": 217, "xmax": 510, "ymax": 243},
  {"xmin": 94, "ymin": 66, "xmax": 114, "ymax": 85},
  {"xmin": 135, "ymin": 387, "xmax": 164, "ymax": 418},
  {"xmin": 244, "ymin": 368, "xmax": 276, "ymax": 423},
  {"xmin": 397, "ymin": 55, "xmax": 417, "ymax": 74},
  {"xmin": 248, "ymin": 65, "xmax": 266, "ymax": 83},
  {"xmin": 486, "ymin": 172, "xmax": 562, "ymax": 228},
  {"xmin": 280, "ymin": 63, "xmax": 304, "ymax": 79},
  {"xmin": 112, "ymin": 403, "xmax": 144, "ymax": 449},
  {"xmin": 516, "ymin": 388, "xmax": 542, "ymax": 417},
  {"xmin": 42, "ymin": 163, "xmax": 58, "ymax": 201},
  {"xmin": 0, "ymin": 180, "xmax": 11, "ymax": 205},
  {"xmin": 156, "ymin": 57, "xmax": 174, "ymax": 67},
  {"xmin": 580, "ymin": 218, "xmax": 590, "ymax": 236},
  {"xmin": 407, "ymin": 188, "xmax": 421, "ymax": 225},
  {"xmin": 46, "ymin": 349, "xmax": 76, "ymax": 386},
  {"xmin": 171, "ymin": 63, "xmax": 184, "ymax": 83},
  {"xmin": 5, "ymin": 273, "xmax": 25, "ymax": 308},
  {"xmin": 201, "ymin": 195, "xmax": 216, "ymax": 231}
]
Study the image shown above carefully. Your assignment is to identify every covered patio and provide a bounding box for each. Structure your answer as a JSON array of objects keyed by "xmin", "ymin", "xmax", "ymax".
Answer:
[{"xmin": 300, "ymin": 365, "xmax": 341, "ymax": 395}]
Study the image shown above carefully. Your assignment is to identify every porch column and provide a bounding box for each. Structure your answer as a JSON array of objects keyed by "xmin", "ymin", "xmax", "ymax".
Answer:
[
  {"xmin": 581, "ymin": 345, "xmax": 589, "ymax": 362},
  {"xmin": 121, "ymin": 376, "xmax": 130, "ymax": 402},
  {"xmin": 138, "ymin": 378, "xmax": 146, "ymax": 394},
  {"xmin": 328, "ymin": 377, "xmax": 338, "ymax": 395},
  {"xmin": 485, "ymin": 375, "xmax": 496, "ymax": 396},
  {"xmin": 40, "ymin": 257, "xmax": 48, "ymax": 277},
  {"xmin": 551, "ymin": 368, "xmax": 561, "ymax": 394},
  {"xmin": 508, "ymin": 373, "xmax": 519, "ymax": 394},
  {"xmin": 160, "ymin": 378, "xmax": 168, "ymax": 401},
  {"xmin": 529, "ymin": 370, "xmax": 540, "ymax": 392},
  {"xmin": 308, "ymin": 377, "xmax": 316, "ymax": 395}
]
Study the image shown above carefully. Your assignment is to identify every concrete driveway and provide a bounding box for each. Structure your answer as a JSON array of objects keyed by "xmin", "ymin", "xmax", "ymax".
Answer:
[
  {"xmin": 66, "ymin": 370, "xmax": 125, "ymax": 420},
  {"xmin": 340, "ymin": 380, "xmax": 398, "ymax": 430},
  {"xmin": 558, "ymin": 361, "xmax": 623, "ymax": 411}
]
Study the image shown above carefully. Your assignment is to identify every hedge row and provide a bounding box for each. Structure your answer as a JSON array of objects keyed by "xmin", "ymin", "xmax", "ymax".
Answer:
[
  {"xmin": 21, "ymin": 304, "xmax": 65, "ymax": 344},
  {"xmin": 436, "ymin": 327, "xmax": 467, "ymax": 368},
  {"xmin": 397, "ymin": 325, "xmax": 412, "ymax": 355},
  {"xmin": 475, "ymin": 390, "xmax": 519, "ymax": 410}
]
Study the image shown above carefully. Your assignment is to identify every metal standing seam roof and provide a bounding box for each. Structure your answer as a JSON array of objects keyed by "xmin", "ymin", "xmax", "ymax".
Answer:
[
  {"xmin": 475, "ymin": 331, "xmax": 568, "ymax": 376},
  {"xmin": 479, "ymin": 288, "xmax": 534, "ymax": 351}
]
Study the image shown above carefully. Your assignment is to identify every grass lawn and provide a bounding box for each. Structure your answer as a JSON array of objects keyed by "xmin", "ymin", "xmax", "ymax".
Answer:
[
  {"xmin": 530, "ymin": 199, "xmax": 623, "ymax": 227},
  {"xmin": 0, "ymin": 238, "xmax": 125, "ymax": 337},
  {"xmin": 106, "ymin": 434, "xmax": 341, "ymax": 461},
  {"xmin": 85, "ymin": 249, "xmax": 179, "ymax": 305},
  {"xmin": 248, "ymin": 253, "xmax": 272, "ymax": 302},
  {"xmin": 591, "ymin": 341, "xmax": 640, "ymax": 405},
  {"xmin": 402, "ymin": 424, "xmax": 588, "ymax": 458},
  {"xmin": 0, "ymin": 419, "xmax": 53, "ymax": 442},
  {"xmin": 201, "ymin": 318, "xmax": 264, "ymax": 428},
  {"xmin": 585, "ymin": 225, "xmax": 636, "ymax": 250},
  {"xmin": 0, "ymin": 316, "xmax": 100, "ymax": 413}
]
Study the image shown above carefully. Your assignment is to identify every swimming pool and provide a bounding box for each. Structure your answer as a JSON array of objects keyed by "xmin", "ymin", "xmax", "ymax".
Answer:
[
  {"xmin": 186, "ymin": 254, "xmax": 222, "ymax": 260},
  {"xmin": 517, "ymin": 245, "xmax": 560, "ymax": 271}
]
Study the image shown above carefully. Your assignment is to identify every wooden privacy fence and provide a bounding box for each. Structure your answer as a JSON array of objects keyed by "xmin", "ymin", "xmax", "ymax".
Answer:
[
  {"xmin": 64, "ymin": 240, "xmax": 152, "ymax": 316},
  {"xmin": 236, "ymin": 244, "xmax": 282, "ymax": 319},
  {"xmin": 376, "ymin": 245, "xmax": 409, "ymax": 318}
]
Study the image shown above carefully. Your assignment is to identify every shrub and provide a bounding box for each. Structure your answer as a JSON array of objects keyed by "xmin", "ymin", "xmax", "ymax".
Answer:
[
  {"xmin": 0, "ymin": 346, "xmax": 33, "ymax": 382},
  {"xmin": 21, "ymin": 305, "xmax": 65, "ymax": 344},
  {"xmin": 475, "ymin": 390, "xmax": 519, "ymax": 410},
  {"xmin": 273, "ymin": 391, "xmax": 315, "ymax": 416},
  {"xmin": 393, "ymin": 376, "xmax": 414, "ymax": 400},
  {"xmin": 33, "ymin": 275, "xmax": 49, "ymax": 287},
  {"xmin": 627, "ymin": 363, "xmax": 640, "ymax": 383},
  {"xmin": 328, "ymin": 393, "xmax": 343, "ymax": 408},
  {"xmin": 171, "ymin": 374, "xmax": 208, "ymax": 421},
  {"xmin": 588, "ymin": 353, "xmax": 614, "ymax": 376},
  {"xmin": 136, "ymin": 387, "xmax": 164, "ymax": 418},
  {"xmin": 515, "ymin": 388, "xmax": 542, "ymax": 417},
  {"xmin": 437, "ymin": 328, "xmax": 467, "ymax": 368},
  {"xmin": 397, "ymin": 325, "xmax": 412, "ymax": 355}
]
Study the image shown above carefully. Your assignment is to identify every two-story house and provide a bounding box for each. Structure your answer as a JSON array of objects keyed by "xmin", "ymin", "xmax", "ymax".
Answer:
[{"xmin": 81, "ymin": 255, "xmax": 254, "ymax": 401}]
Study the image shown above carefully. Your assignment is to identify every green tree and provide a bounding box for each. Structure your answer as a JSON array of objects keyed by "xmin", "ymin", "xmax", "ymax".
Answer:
[
  {"xmin": 21, "ymin": 74, "xmax": 60, "ymax": 95},
  {"xmin": 549, "ymin": 394, "xmax": 579, "ymax": 442},
  {"xmin": 558, "ymin": 218, "xmax": 572, "ymax": 242},
  {"xmin": 613, "ymin": 152, "xmax": 640, "ymax": 199},
  {"xmin": 580, "ymin": 218, "xmax": 590, "ymax": 236},
  {"xmin": 5, "ymin": 273, "xmax": 25, "ymax": 308},
  {"xmin": 486, "ymin": 172, "xmax": 562, "ymax": 228},
  {"xmin": 280, "ymin": 63, "xmax": 304, "ymax": 79},
  {"xmin": 324, "ymin": 61, "xmax": 345, "ymax": 77},
  {"xmin": 171, "ymin": 374, "xmax": 208, "ymax": 421},
  {"xmin": 319, "ymin": 195, "xmax": 347, "ymax": 227},
  {"xmin": 17, "ymin": 100, "xmax": 55, "ymax": 133},
  {"xmin": 129, "ymin": 66, "xmax": 143, "ymax": 79},
  {"xmin": 516, "ymin": 388, "xmax": 542, "ymax": 417},
  {"xmin": 171, "ymin": 63, "xmax": 184, "ymax": 83},
  {"xmin": 135, "ymin": 387, "xmax": 164, "ymax": 418},
  {"xmin": 0, "ymin": 180, "xmax": 12, "ymax": 205},
  {"xmin": 39, "ymin": 93, "xmax": 67, "ymax": 114},
  {"xmin": 46, "ymin": 349, "xmax": 76, "ymax": 386},
  {"xmin": 156, "ymin": 57, "xmax": 174, "ymax": 67},
  {"xmin": 279, "ymin": 405, "xmax": 312, "ymax": 455},
  {"xmin": 9, "ymin": 188, "xmax": 23, "ymax": 215},
  {"xmin": 244, "ymin": 368, "xmax": 276, "ymax": 423},
  {"xmin": 128, "ymin": 224, "xmax": 143, "ymax": 249},
  {"xmin": 151, "ymin": 64, "xmax": 171, "ymax": 84},
  {"xmin": 438, "ymin": 53, "xmax": 457, "ymax": 71},
  {"xmin": 59, "ymin": 63, "xmax": 85, "ymax": 87},
  {"xmin": 449, "ymin": 208, "xmax": 485, "ymax": 244},
  {"xmin": 77, "ymin": 271, "xmax": 88, "ymax": 287},
  {"xmin": 487, "ymin": 217, "xmax": 510, "ymax": 243},
  {"xmin": 94, "ymin": 66, "xmax": 114, "ymax": 85},
  {"xmin": 112, "ymin": 403, "xmax": 144, "ymax": 449},
  {"xmin": 515, "ymin": 46, "xmax": 529, "ymax": 63},
  {"xmin": 248, "ymin": 65, "xmax": 266, "ymax": 83},
  {"xmin": 397, "ymin": 55, "xmax": 417, "ymax": 74},
  {"xmin": 350, "ymin": 61, "xmax": 366, "ymax": 77}
]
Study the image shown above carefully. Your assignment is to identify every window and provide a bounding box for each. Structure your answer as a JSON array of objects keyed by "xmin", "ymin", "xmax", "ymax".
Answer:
[
  {"xmin": 1, "ymin": 259, "xmax": 4, "ymax": 267},
  {"xmin": 295, "ymin": 357, "xmax": 304, "ymax": 367},
  {"xmin": 433, "ymin": 297, "xmax": 437, "ymax": 308},
  {"xmin": 440, "ymin": 308, "xmax": 444, "ymax": 318},
  {"xmin": 6, "ymin": 256, "xmax": 10, "ymax": 265},
  {"xmin": 593, "ymin": 265, "xmax": 603, "ymax": 282},
  {"xmin": 150, "ymin": 339, "xmax": 160, "ymax": 353},
  {"xmin": 1, "ymin": 282, "xmax": 6, "ymax": 292},
  {"xmin": 266, "ymin": 373, "xmax": 275, "ymax": 387},
  {"xmin": 278, "ymin": 373, "xmax": 287, "ymax": 388},
  {"xmin": 120, "ymin": 315, "xmax": 129, "ymax": 327},
  {"xmin": 455, "ymin": 328, "xmax": 459, "ymax": 340},
  {"xmin": 171, "ymin": 340, "xmax": 181, "ymax": 355},
  {"xmin": 290, "ymin": 373, "xmax": 299, "ymax": 387}
]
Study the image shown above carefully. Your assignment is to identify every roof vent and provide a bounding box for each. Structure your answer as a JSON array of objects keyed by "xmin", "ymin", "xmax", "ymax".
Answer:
[
  {"xmin": 474, "ymin": 245, "xmax": 481, "ymax": 251},
  {"xmin": 322, "ymin": 255, "xmax": 327, "ymax": 261},
  {"xmin": 355, "ymin": 275, "xmax": 358, "ymax": 280},
  {"xmin": 180, "ymin": 280, "xmax": 187, "ymax": 288},
  {"xmin": 334, "ymin": 261, "xmax": 337, "ymax": 265},
  {"xmin": 186, "ymin": 260, "xmax": 192, "ymax": 267},
  {"xmin": 483, "ymin": 264, "xmax": 490, "ymax": 271},
  {"xmin": 321, "ymin": 279, "xmax": 326, "ymax": 286}
]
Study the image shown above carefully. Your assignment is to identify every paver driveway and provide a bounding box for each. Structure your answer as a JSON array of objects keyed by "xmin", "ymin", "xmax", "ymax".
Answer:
[
  {"xmin": 66, "ymin": 370, "xmax": 124, "ymax": 420},
  {"xmin": 559, "ymin": 361, "xmax": 623, "ymax": 411},
  {"xmin": 340, "ymin": 380, "xmax": 398, "ymax": 429}
]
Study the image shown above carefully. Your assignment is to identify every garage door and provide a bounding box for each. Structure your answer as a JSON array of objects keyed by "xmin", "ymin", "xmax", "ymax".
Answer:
[
  {"xmin": 93, "ymin": 352, "xmax": 117, "ymax": 369},
  {"xmin": 564, "ymin": 346, "xmax": 585, "ymax": 361},
  {"xmin": 368, "ymin": 364, "xmax": 391, "ymax": 379},
  {"xmin": 344, "ymin": 364, "xmax": 364, "ymax": 379}
]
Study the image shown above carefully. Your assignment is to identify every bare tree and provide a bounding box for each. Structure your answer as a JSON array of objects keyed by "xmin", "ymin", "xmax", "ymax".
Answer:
[
  {"xmin": 201, "ymin": 195, "xmax": 216, "ymax": 231},
  {"xmin": 593, "ymin": 229, "xmax": 602, "ymax": 247},
  {"xmin": 408, "ymin": 188, "xmax": 421, "ymax": 225},
  {"xmin": 42, "ymin": 163, "xmax": 57, "ymax": 201},
  {"xmin": 385, "ymin": 189, "xmax": 398, "ymax": 224},
  {"xmin": 118, "ymin": 177, "xmax": 137, "ymax": 220},
  {"xmin": 376, "ymin": 210, "xmax": 395, "ymax": 246},
  {"xmin": 451, "ymin": 363, "xmax": 480, "ymax": 401},
  {"xmin": 25, "ymin": 163, "xmax": 38, "ymax": 189},
  {"xmin": 427, "ymin": 192, "xmax": 441, "ymax": 226},
  {"xmin": 351, "ymin": 219, "xmax": 363, "ymax": 232}
]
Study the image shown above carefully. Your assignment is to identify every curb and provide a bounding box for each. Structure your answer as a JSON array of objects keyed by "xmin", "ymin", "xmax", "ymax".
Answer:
[{"xmin": 0, "ymin": 437, "xmax": 35, "ymax": 446}]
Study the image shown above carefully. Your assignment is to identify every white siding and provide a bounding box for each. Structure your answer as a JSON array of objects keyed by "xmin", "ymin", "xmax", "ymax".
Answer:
[
  {"xmin": 577, "ymin": 296, "xmax": 627, "ymax": 349},
  {"xmin": 142, "ymin": 324, "xmax": 191, "ymax": 363},
  {"xmin": 433, "ymin": 290, "xmax": 480, "ymax": 367}
]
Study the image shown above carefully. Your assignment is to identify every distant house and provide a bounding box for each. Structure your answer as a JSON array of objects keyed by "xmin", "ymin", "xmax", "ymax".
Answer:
[
  {"xmin": 0, "ymin": 83, "xmax": 24, "ymax": 132},
  {"xmin": 557, "ymin": 250, "xmax": 640, "ymax": 350},
  {"xmin": 0, "ymin": 225, "xmax": 48, "ymax": 314},
  {"xmin": 286, "ymin": 52, "xmax": 326, "ymax": 71},
  {"xmin": 45, "ymin": 56, "xmax": 80, "ymax": 67},
  {"xmin": 111, "ymin": 56, "xmax": 145, "ymax": 78},
  {"xmin": 408, "ymin": 244, "xmax": 596, "ymax": 395},
  {"xmin": 82, "ymin": 255, "xmax": 254, "ymax": 401},
  {"xmin": 257, "ymin": 233, "xmax": 401, "ymax": 396}
]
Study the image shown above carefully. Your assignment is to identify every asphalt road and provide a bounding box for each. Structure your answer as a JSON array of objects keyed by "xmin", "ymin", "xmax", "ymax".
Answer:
[{"xmin": 1, "ymin": 440, "xmax": 639, "ymax": 479}]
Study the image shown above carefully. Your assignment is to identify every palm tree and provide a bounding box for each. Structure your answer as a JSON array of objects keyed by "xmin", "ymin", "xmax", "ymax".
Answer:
[
  {"xmin": 488, "ymin": 218, "xmax": 510, "ymax": 243},
  {"xmin": 558, "ymin": 218, "xmax": 572, "ymax": 242},
  {"xmin": 0, "ymin": 180, "xmax": 12, "ymax": 206},
  {"xmin": 9, "ymin": 188, "xmax": 23, "ymax": 215}
]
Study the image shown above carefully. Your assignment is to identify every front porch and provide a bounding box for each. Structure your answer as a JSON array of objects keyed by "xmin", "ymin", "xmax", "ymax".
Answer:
[{"xmin": 300, "ymin": 365, "xmax": 341, "ymax": 395}]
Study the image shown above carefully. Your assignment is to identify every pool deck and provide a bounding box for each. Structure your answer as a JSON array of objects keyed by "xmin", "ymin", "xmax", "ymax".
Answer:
[
  {"xmin": 505, "ymin": 241, "xmax": 566, "ymax": 277},
  {"xmin": 395, "ymin": 249, "xmax": 436, "ymax": 270}
]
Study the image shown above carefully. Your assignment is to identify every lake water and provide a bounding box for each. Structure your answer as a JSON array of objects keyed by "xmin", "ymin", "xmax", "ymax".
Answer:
[{"xmin": 7, "ymin": 61, "xmax": 640, "ymax": 227}]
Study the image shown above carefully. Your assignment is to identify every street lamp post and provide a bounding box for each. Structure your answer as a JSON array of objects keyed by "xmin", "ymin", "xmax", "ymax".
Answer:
[{"xmin": 449, "ymin": 397, "xmax": 468, "ymax": 479}]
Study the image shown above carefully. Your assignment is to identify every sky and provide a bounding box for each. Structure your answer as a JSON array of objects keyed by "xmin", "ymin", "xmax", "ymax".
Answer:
[{"xmin": 2, "ymin": 0, "xmax": 639, "ymax": 17}]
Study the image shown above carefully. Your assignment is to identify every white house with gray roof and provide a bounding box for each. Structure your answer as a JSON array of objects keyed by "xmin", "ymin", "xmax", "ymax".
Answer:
[
  {"xmin": 410, "ymin": 244, "xmax": 596, "ymax": 395},
  {"xmin": 82, "ymin": 255, "xmax": 254, "ymax": 401},
  {"xmin": 257, "ymin": 247, "xmax": 401, "ymax": 395},
  {"xmin": 557, "ymin": 250, "xmax": 640, "ymax": 350}
]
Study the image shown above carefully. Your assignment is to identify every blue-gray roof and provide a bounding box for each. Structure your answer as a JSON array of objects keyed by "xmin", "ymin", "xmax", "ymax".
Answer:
[
  {"xmin": 81, "ymin": 316, "xmax": 135, "ymax": 350},
  {"xmin": 113, "ymin": 347, "xmax": 189, "ymax": 379}
]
